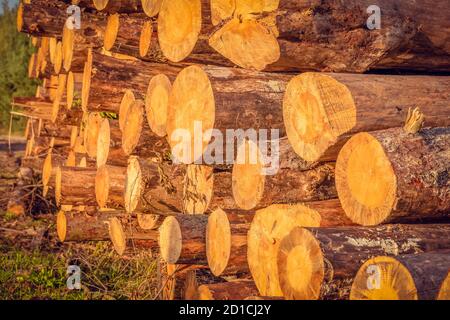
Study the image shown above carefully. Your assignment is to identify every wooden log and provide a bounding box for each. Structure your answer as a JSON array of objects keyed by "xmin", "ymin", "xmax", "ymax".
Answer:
[
  {"xmin": 103, "ymin": 13, "xmax": 156, "ymax": 60},
  {"xmin": 208, "ymin": 0, "xmax": 450, "ymax": 72},
  {"xmin": 198, "ymin": 280, "xmax": 260, "ymax": 300},
  {"xmin": 93, "ymin": 0, "xmax": 143, "ymax": 13},
  {"xmin": 83, "ymin": 112, "xmax": 103, "ymax": 159},
  {"xmin": 336, "ymin": 127, "xmax": 450, "ymax": 226},
  {"xmin": 95, "ymin": 117, "xmax": 124, "ymax": 167},
  {"xmin": 232, "ymin": 139, "xmax": 337, "ymax": 210},
  {"xmin": 159, "ymin": 214, "xmax": 208, "ymax": 265},
  {"xmin": 56, "ymin": 210, "xmax": 125, "ymax": 242},
  {"xmin": 350, "ymin": 251, "xmax": 450, "ymax": 300},
  {"xmin": 6, "ymin": 168, "xmax": 34, "ymax": 216},
  {"xmin": 55, "ymin": 166, "xmax": 97, "ymax": 207},
  {"xmin": 283, "ymin": 73, "xmax": 450, "ymax": 163},
  {"xmin": 108, "ymin": 216, "xmax": 158, "ymax": 256},
  {"xmin": 183, "ymin": 165, "xmax": 236, "ymax": 214},
  {"xmin": 276, "ymin": 224, "xmax": 450, "ymax": 300},
  {"xmin": 124, "ymin": 156, "xmax": 185, "ymax": 214},
  {"xmin": 166, "ymin": 64, "xmax": 290, "ymax": 164},
  {"xmin": 137, "ymin": 212, "xmax": 165, "ymax": 230},
  {"xmin": 81, "ymin": 51, "xmax": 180, "ymax": 113},
  {"xmin": 42, "ymin": 149, "xmax": 70, "ymax": 195},
  {"xmin": 66, "ymin": 72, "xmax": 83, "ymax": 110},
  {"xmin": 246, "ymin": 204, "xmax": 322, "ymax": 297},
  {"xmin": 121, "ymin": 99, "xmax": 171, "ymax": 157},
  {"xmin": 206, "ymin": 208, "xmax": 253, "ymax": 277},
  {"xmin": 95, "ymin": 164, "xmax": 127, "ymax": 209},
  {"xmin": 141, "ymin": 0, "xmax": 162, "ymax": 17}
]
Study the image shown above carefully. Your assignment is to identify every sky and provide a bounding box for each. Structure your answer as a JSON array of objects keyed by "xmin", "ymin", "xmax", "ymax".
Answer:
[{"xmin": 0, "ymin": 0, "xmax": 19, "ymax": 14}]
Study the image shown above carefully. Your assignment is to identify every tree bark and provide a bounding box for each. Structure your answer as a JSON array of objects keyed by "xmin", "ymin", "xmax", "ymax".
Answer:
[
  {"xmin": 350, "ymin": 251, "xmax": 450, "ymax": 300},
  {"xmin": 159, "ymin": 214, "xmax": 208, "ymax": 265},
  {"xmin": 276, "ymin": 224, "xmax": 450, "ymax": 300},
  {"xmin": 336, "ymin": 127, "xmax": 450, "ymax": 226},
  {"xmin": 283, "ymin": 72, "xmax": 450, "ymax": 163},
  {"xmin": 56, "ymin": 166, "xmax": 97, "ymax": 207},
  {"xmin": 125, "ymin": 156, "xmax": 186, "ymax": 214},
  {"xmin": 56, "ymin": 210, "xmax": 125, "ymax": 242},
  {"xmin": 198, "ymin": 280, "xmax": 260, "ymax": 300},
  {"xmin": 208, "ymin": 0, "xmax": 450, "ymax": 72}
]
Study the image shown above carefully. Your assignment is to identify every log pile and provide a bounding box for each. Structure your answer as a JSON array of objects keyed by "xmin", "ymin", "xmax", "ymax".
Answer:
[{"xmin": 12, "ymin": 0, "xmax": 450, "ymax": 300}]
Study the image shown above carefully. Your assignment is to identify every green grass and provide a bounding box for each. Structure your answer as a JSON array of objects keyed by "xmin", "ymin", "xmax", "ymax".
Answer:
[{"xmin": 0, "ymin": 240, "xmax": 160, "ymax": 300}]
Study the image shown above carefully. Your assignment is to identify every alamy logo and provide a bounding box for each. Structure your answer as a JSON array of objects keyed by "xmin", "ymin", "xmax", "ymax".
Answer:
[
  {"xmin": 366, "ymin": 264, "xmax": 381, "ymax": 290},
  {"xmin": 66, "ymin": 5, "xmax": 81, "ymax": 30},
  {"xmin": 66, "ymin": 265, "xmax": 81, "ymax": 290},
  {"xmin": 366, "ymin": 5, "xmax": 381, "ymax": 30}
]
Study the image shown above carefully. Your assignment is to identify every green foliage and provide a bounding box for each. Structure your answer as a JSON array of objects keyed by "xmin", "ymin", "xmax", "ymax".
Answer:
[
  {"xmin": 0, "ymin": 1, "xmax": 38, "ymax": 134},
  {"xmin": 0, "ymin": 241, "xmax": 159, "ymax": 300}
]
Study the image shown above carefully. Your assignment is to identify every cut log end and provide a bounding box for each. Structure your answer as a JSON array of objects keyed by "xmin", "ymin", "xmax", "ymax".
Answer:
[
  {"xmin": 336, "ymin": 132, "xmax": 397, "ymax": 226},
  {"xmin": 183, "ymin": 165, "xmax": 213, "ymax": 214},
  {"xmin": 84, "ymin": 113, "xmax": 103, "ymax": 158},
  {"xmin": 42, "ymin": 152, "xmax": 53, "ymax": 187},
  {"xmin": 277, "ymin": 227, "xmax": 324, "ymax": 300},
  {"xmin": 109, "ymin": 217, "xmax": 127, "ymax": 256},
  {"xmin": 167, "ymin": 65, "xmax": 214, "ymax": 164},
  {"xmin": 55, "ymin": 166, "xmax": 62, "ymax": 206},
  {"xmin": 145, "ymin": 74, "xmax": 171, "ymax": 137},
  {"xmin": 104, "ymin": 13, "xmax": 120, "ymax": 51},
  {"xmin": 16, "ymin": 2, "xmax": 23, "ymax": 32},
  {"xmin": 66, "ymin": 72, "xmax": 75, "ymax": 110},
  {"xmin": 206, "ymin": 208, "xmax": 230, "ymax": 277},
  {"xmin": 141, "ymin": 0, "xmax": 162, "ymax": 17},
  {"xmin": 95, "ymin": 165, "xmax": 110, "ymax": 208},
  {"xmin": 283, "ymin": 73, "xmax": 356, "ymax": 162},
  {"xmin": 209, "ymin": 18, "xmax": 280, "ymax": 71},
  {"xmin": 96, "ymin": 118, "xmax": 111, "ymax": 168},
  {"xmin": 157, "ymin": 0, "xmax": 201, "ymax": 62},
  {"xmin": 137, "ymin": 213, "xmax": 161, "ymax": 230},
  {"xmin": 81, "ymin": 58, "xmax": 92, "ymax": 112},
  {"xmin": 438, "ymin": 272, "xmax": 450, "ymax": 300},
  {"xmin": 93, "ymin": 0, "xmax": 110, "ymax": 11},
  {"xmin": 232, "ymin": 139, "xmax": 265, "ymax": 210},
  {"xmin": 122, "ymin": 99, "xmax": 145, "ymax": 156},
  {"xmin": 247, "ymin": 204, "xmax": 321, "ymax": 296},
  {"xmin": 54, "ymin": 41, "xmax": 63, "ymax": 75},
  {"xmin": 119, "ymin": 89, "xmax": 135, "ymax": 131},
  {"xmin": 56, "ymin": 210, "xmax": 67, "ymax": 242},
  {"xmin": 159, "ymin": 216, "xmax": 182, "ymax": 264},
  {"xmin": 124, "ymin": 156, "xmax": 142, "ymax": 213},
  {"xmin": 139, "ymin": 21, "xmax": 153, "ymax": 57},
  {"xmin": 350, "ymin": 256, "xmax": 419, "ymax": 300},
  {"xmin": 62, "ymin": 25, "xmax": 74, "ymax": 72}
]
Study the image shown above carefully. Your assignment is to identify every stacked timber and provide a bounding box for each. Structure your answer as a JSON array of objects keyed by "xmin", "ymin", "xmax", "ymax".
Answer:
[{"xmin": 11, "ymin": 0, "xmax": 450, "ymax": 301}]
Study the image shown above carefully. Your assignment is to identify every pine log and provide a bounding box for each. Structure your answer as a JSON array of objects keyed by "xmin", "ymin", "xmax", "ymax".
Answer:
[
  {"xmin": 56, "ymin": 210, "xmax": 125, "ymax": 242},
  {"xmin": 231, "ymin": 139, "xmax": 336, "ymax": 210},
  {"xmin": 103, "ymin": 13, "xmax": 156, "ymax": 60},
  {"xmin": 206, "ymin": 208, "xmax": 253, "ymax": 277},
  {"xmin": 183, "ymin": 165, "xmax": 236, "ymax": 214},
  {"xmin": 95, "ymin": 164, "xmax": 127, "ymax": 209},
  {"xmin": 136, "ymin": 212, "xmax": 165, "ymax": 230},
  {"xmin": 81, "ymin": 51, "xmax": 180, "ymax": 113},
  {"xmin": 247, "ymin": 204, "xmax": 322, "ymax": 297},
  {"xmin": 108, "ymin": 216, "xmax": 158, "ymax": 256},
  {"xmin": 336, "ymin": 127, "xmax": 450, "ymax": 226},
  {"xmin": 55, "ymin": 166, "xmax": 97, "ymax": 207},
  {"xmin": 166, "ymin": 64, "xmax": 290, "ymax": 164},
  {"xmin": 276, "ymin": 224, "xmax": 450, "ymax": 300},
  {"xmin": 350, "ymin": 251, "xmax": 450, "ymax": 300},
  {"xmin": 208, "ymin": 0, "xmax": 450, "ymax": 72},
  {"xmin": 93, "ymin": 0, "xmax": 142, "ymax": 13},
  {"xmin": 95, "ymin": 117, "xmax": 124, "ymax": 167},
  {"xmin": 42, "ymin": 149, "xmax": 69, "ymax": 195},
  {"xmin": 6, "ymin": 168, "xmax": 34, "ymax": 216},
  {"xmin": 124, "ymin": 156, "xmax": 185, "ymax": 214},
  {"xmin": 121, "ymin": 99, "xmax": 171, "ymax": 158},
  {"xmin": 198, "ymin": 280, "xmax": 260, "ymax": 300},
  {"xmin": 159, "ymin": 214, "xmax": 208, "ymax": 265},
  {"xmin": 283, "ymin": 72, "xmax": 450, "ymax": 163}
]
